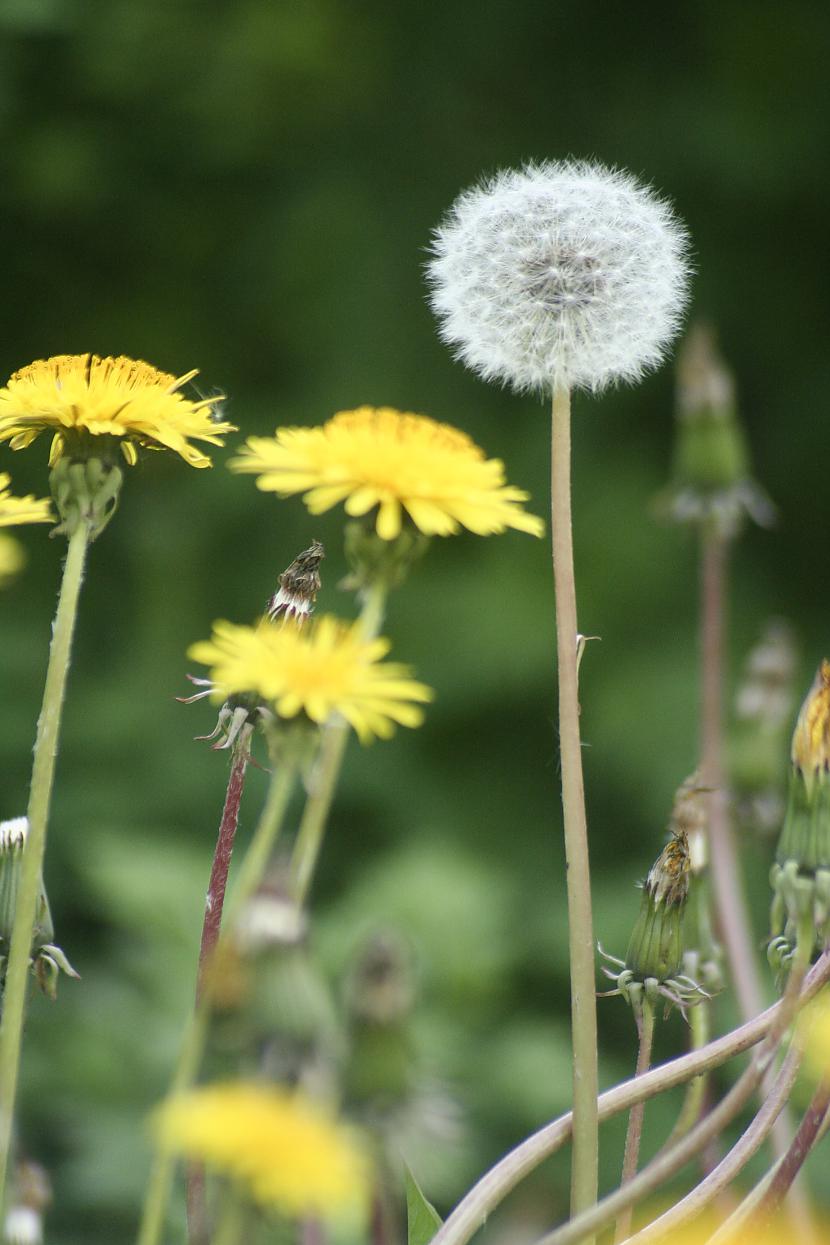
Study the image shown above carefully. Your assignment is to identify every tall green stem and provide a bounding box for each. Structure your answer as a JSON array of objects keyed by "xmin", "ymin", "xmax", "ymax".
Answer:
[
  {"xmin": 0, "ymin": 520, "xmax": 90, "ymax": 1209},
  {"xmin": 613, "ymin": 1002, "xmax": 656, "ymax": 1243},
  {"xmin": 136, "ymin": 759, "xmax": 298, "ymax": 1245},
  {"xmin": 550, "ymin": 384, "xmax": 598, "ymax": 1223},
  {"xmin": 288, "ymin": 580, "xmax": 387, "ymax": 907}
]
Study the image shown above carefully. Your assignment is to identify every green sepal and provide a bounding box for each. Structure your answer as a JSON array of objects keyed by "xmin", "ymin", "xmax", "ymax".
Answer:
[
  {"xmin": 343, "ymin": 519, "xmax": 429, "ymax": 594},
  {"xmin": 50, "ymin": 455, "xmax": 123, "ymax": 540}
]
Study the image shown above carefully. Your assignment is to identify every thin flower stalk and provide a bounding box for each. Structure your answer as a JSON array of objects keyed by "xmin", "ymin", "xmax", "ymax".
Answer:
[
  {"xmin": 550, "ymin": 384, "xmax": 598, "ymax": 1224},
  {"xmin": 288, "ymin": 580, "xmax": 388, "ymax": 907},
  {"xmin": 428, "ymin": 948, "xmax": 830, "ymax": 1245},
  {"xmin": 746, "ymin": 1078, "xmax": 830, "ymax": 1232},
  {"xmin": 136, "ymin": 758, "xmax": 299, "ymax": 1245},
  {"xmin": 196, "ymin": 747, "xmax": 249, "ymax": 1002},
  {"xmin": 613, "ymin": 1000, "xmax": 656, "ymax": 1244},
  {"xmin": 0, "ymin": 520, "xmax": 90, "ymax": 1210}
]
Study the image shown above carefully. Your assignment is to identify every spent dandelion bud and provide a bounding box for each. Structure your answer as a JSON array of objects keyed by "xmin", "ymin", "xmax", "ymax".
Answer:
[
  {"xmin": 0, "ymin": 818, "xmax": 79, "ymax": 998},
  {"xmin": 267, "ymin": 539, "xmax": 325, "ymax": 622},
  {"xmin": 428, "ymin": 160, "xmax": 690, "ymax": 394},
  {"xmin": 4, "ymin": 1159, "xmax": 50, "ymax": 1245},
  {"xmin": 658, "ymin": 323, "xmax": 774, "ymax": 537},
  {"xmin": 770, "ymin": 661, "xmax": 830, "ymax": 970}
]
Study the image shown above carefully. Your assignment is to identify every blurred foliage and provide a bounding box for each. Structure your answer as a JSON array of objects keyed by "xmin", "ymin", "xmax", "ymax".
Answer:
[{"xmin": 0, "ymin": 1, "xmax": 829, "ymax": 1240}]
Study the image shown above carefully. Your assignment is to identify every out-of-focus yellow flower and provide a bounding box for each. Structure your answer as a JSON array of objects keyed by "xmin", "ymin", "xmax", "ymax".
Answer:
[
  {"xmin": 803, "ymin": 993, "xmax": 830, "ymax": 1085},
  {"xmin": 0, "ymin": 473, "xmax": 52, "ymax": 527},
  {"xmin": 153, "ymin": 1082, "xmax": 368, "ymax": 1223},
  {"xmin": 0, "ymin": 354, "xmax": 234, "ymax": 468},
  {"xmin": 0, "ymin": 534, "xmax": 25, "ymax": 588},
  {"xmin": 188, "ymin": 615, "xmax": 433, "ymax": 743},
  {"xmin": 230, "ymin": 406, "xmax": 544, "ymax": 541},
  {"xmin": 791, "ymin": 660, "xmax": 830, "ymax": 796}
]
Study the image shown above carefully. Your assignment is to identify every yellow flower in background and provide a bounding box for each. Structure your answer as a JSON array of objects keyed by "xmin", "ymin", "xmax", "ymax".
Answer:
[
  {"xmin": 0, "ymin": 473, "xmax": 53, "ymax": 527},
  {"xmin": 154, "ymin": 1082, "xmax": 368, "ymax": 1222},
  {"xmin": 0, "ymin": 354, "xmax": 235, "ymax": 468},
  {"xmin": 803, "ymin": 992, "xmax": 830, "ymax": 1085},
  {"xmin": 188, "ymin": 615, "xmax": 433, "ymax": 743},
  {"xmin": 0, "ymin": 534, "xmax": 25, "ymax": 588},
  {"xmin": 791, "ymin": 660, "xmax": 830, "ymax": 795},
  {"xmin": 230, "ymin": 405, "xmax": 545, "ymax": 541}
]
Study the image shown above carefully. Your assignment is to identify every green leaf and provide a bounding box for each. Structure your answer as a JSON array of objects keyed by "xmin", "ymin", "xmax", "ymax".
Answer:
[{"xmin": 405, "ymin": 1163, "xmax": 442, "ymax": 1245}]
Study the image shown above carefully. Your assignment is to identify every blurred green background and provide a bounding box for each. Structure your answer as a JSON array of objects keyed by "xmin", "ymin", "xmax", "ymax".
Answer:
[{"xmin": 1, "ymin": 1, "xmax": 829, "ymax": 1241}]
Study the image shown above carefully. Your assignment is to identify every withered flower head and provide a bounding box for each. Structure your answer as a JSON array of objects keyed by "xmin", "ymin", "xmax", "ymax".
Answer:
[{"xmin": 267, "ymin": 540, "xmax": 325, "ymax": 622}]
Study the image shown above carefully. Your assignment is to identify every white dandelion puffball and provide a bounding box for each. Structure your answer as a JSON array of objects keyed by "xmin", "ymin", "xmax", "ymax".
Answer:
[{"xmin": 428, "ymin": 160, "xmax": 691, "ymax": 395}]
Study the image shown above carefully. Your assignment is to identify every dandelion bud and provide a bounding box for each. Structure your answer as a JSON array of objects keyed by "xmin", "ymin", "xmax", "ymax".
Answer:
[
  {"xmin": 658, "ymin": 324, "xmax": 774, "ymax": 537},
  {"xmin": 344, "ymin": 931, "xmax": 417, "ymax": 1107},
  {"xmin": 0, "ymin": 818, "xmax": 79, "ymax": 998},
  {"xmin": 730, "ymin": 621, "xmax": 798, "ymax": 836},
  {"xmin": 49, "ymin": 454, "xmax": 123, "ymax": 540},
  {"xmin": 4, "ymin": 1159, "xmax": 50, "ymax": 1245},
  {"xmin": 342, "ymin": 521, "xmax": 429, "ymax": 595},
  {"xmin": 428, "ymin": 160, "xmax": 690, "ymax": 394},
  {"xmin": 770, "ymin": 662, "xmax": 830, "ymax": 967},
  {"xmin": 602, "ymin": 823, "xmax": 708, "ymax": 1019},
  {"xmin": 267, "ymin": 539, "xmax": 325, "ymax": 622}
]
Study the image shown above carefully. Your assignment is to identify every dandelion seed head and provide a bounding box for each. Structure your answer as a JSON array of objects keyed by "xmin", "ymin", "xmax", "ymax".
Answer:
[{"xmin": 428, "ymin": 160, "xmax": 691, "ymax": 394}]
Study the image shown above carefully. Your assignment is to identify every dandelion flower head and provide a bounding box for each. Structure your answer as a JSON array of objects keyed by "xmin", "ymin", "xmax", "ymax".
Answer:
[
  {"xmin": 429, "ymin": 160, "xmax": 691, "ymax": 394},
  {"xmin": 0, "ymin": 354, "xmax": 235, "ymax": 468},
  {"xmin": 0, "ymin": 474, "xmax": 52, "ymax": 528},
  {"xmin": 188, "ymin": 614, "xmax": 433, "ymax": 743},
  {"xmin": 230, "ymin": 406, "xmax": 543, "ymax": 541},
  {"xmin": 154, "ymin": 1082, "xmax": 369, "ymax": 1223}
]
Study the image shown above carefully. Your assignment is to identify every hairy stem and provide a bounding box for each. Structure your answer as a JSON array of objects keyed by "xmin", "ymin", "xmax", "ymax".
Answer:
[
  {"xmin": 550, "ymin": 384, "xmax": 598, "ymax": 1227},
  {"xmin": 0, "ymin": 521, "xmax": 90, "ymax": 1210},
  {"xmin": 614, "ymin": 1003, "xmax": 656, "ymax": 1243},
  {"xmin": 428, "ymin": 949, "xmax": 830, "ymax": 1245}
]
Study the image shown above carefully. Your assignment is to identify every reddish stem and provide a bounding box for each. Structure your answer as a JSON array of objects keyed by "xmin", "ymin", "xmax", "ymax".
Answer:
[
  {"xmin": 196, "ymin": 748, "xmax": 249, "ymax": 1001},
  {"xmin": 187, "ymin": 746, "xmax": 250, "ymax": 1245},
  {"xmin": 752, "ymin": 1079, "xmax": 830, "ymax": 1228}
]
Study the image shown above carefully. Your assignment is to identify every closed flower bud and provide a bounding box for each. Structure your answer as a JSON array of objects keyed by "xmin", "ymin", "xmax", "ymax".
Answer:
[
  {"xmin": 267, "ymin": 540, "xmax": 324, "ymax": 623},
  {"xmin": 0, "ymin": 818, "xmax": 79, "ymax": 998},
  {"xmin": 770, "ymin": 661, "xmax": 830, "ymax": 966},
  {"xmin": 658, "ymin": 324, "xmax": 774, "ymax": 538}
]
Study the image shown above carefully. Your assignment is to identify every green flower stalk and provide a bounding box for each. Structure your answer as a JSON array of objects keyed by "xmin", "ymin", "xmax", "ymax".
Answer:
[
  {"xmin": 0, "ymin": 353, "xmax": 232, "ymax": 1215},
  {"xmin": 770, "ymin": 660, "xmax": 830, "ymax": 973}
]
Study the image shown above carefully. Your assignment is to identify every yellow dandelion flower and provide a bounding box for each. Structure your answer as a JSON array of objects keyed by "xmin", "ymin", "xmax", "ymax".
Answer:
[
  {"xmin": 0, "ymin": 354, "xmax": 235, "ymax": 468},
  {"xmin": 803, "ymin": 993, "xmax": 830, "ymax": 1084},
  {"xmin": 230, "ymin": 405, "xmax": 545, "ymax": 541},
  {"xmin": 188, "ymin": 615, "xmax": 433, "ymax": 744},
  {"xmin": 0, "ymin": 473, "xmax": 53, "ymax": 527},
  {"xmin": 0, "ymin": 534, "xmax": 25, "ymax": 587},
  {"xmin": 154, "ymin": 1082, "xmax": 369, "ymax": 1223}
]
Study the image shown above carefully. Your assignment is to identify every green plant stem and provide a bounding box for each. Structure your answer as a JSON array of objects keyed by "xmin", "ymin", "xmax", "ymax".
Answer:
[
  {"xmin": 211, "ymin": 1188, "xmax": 248, "ymax": 1245},
  {"xmin": 550, "ymin": 384, "xmax": 598, "ymax": 1227},
  {"xmin": 664, "ymin": 999, "xmax": 710, "ymax": 1147},
  {"xmin": 0, "ymin": 520, "xmax": 91, "ymax": 1211},
  {"xmin": 699, "ymin": 530, "xmax": 804, "ymax": 1207},
  {"xmin": 626, "ymin": 1030, "xmax": 804, "ymax": 1243},
  {"xmin": 288, "ymin": 580, "xmax": 387, "ymax": 907},
  {"xmin": 136, "ymin": 759, "xmax": 298, "ymax": 1245},
  {"xmin": 531, "ymin": 929, "xmax": 812, "ymax": 1245},
  {"xmin": 613, "ymin": 1002, "xmax": 656, "ymax": 1243},
  {"xmin": 428, "ymin": 948, "xmax": 830, "ymax": 1245}
]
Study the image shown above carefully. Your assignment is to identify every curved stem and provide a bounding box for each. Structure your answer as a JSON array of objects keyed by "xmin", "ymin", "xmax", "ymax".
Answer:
[
  {"xmin": 614, "ymin": 1003, "xmax": 656, "ymax": 1243},
  {"xmin": 136, "ymin": 760, "xmax": 298, "ymax": 1245},
  {"xmin": 748, "ymin": 1077, "xmax": 830, "ymax": 1230},
  {"xmin": 428, "ymin": 949, "xmax": 830, "ymax": 1245},
  {"xmin": 287, "ymin": 580, "xmax": 387, "ymax": 908},
  {"xmin": 0, "ymin": 521, "xmax": 90, "ymax": 1210},
  {"xmin": 532, "ymin": 933, "xmax": 811, "ymax": 1245},
  {"xmin": 627, "ymin": 1029, "xmax": 804, "ymax": 1243},
  {"xmin": 550, "ymin": 385, "xmax": 598, "ymax": 1226}
]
